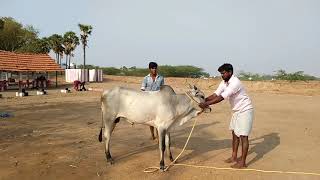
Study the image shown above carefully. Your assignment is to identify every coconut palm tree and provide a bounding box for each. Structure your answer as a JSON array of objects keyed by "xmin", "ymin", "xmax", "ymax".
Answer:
[
  {"xmin": 48, "ymin": 34, "xmax": 64, "ymax": 65},
  {"xmin": 58, "ymin": 44, "xmax": 64, "ymax": 65},
  {"xmin": 63, "ymin": 31, "xmax": 79, "ymax": 69},
  {"xmin": 78, "ymin": 24, "xmax": 92, "ymax": 69}
]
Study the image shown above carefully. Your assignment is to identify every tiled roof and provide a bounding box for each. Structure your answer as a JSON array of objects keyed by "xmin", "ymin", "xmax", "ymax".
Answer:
[{"xmin": 0, "ymin": 50, "xmax": 63, "ymax": 72}]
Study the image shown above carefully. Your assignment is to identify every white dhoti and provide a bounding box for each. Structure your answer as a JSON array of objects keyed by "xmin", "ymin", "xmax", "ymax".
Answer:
[{"xmin": 229, "ymin": 109, "xmax": 254, "ymax": 137}]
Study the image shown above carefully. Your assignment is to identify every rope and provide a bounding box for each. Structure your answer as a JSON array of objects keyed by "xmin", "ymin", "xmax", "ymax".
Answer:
[
  {"xmin": 143, "ymin": 115, "xmax": 198, "ymax": 173},
  {"xmin": 185, "ymin": 91, "xmax": 201, "ymax": 104},
  {"xmin": 170, "ymin": 164, "xmax": 320, "ymax": 176},
  {"xmin": 143, "ymin": 118, "xmax": 320, "ymax": 177}
]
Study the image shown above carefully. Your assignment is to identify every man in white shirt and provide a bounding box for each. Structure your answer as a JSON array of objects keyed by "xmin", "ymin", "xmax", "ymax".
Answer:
[
  {"xmin": 199, "ymin": 63, "xmax": 254, "ymax": 169},
  {"xmin": 141, "ymin": 62, "xmax": 164, "ymax": 140}
]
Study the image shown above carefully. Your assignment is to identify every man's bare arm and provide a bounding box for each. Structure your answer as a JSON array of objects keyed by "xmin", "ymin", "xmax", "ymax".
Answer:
[
  {"xmin": 205, "ymin": 93, "xmax": 218, "ymax": 101},
  {"xmin": 199, "ymin": 95, "xmax": 224, "ymax": 109}
]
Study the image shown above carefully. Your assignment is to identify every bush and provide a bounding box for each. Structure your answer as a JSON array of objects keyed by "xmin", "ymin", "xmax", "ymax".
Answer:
[
  {"xmin": 274, "ymin": 70, "xmax": 317, "ymax": 82},
  {"xmin": 238, "ymin": 70, "xmax": 318, "ymax": 81},
  {"xmin": 101, "ymin": 65, "xmax": 209, "ymax": 77}
]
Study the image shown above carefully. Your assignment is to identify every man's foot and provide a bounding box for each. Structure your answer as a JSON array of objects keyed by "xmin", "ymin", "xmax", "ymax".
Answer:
[
  {"xmin": 231, "ymin": 162, "xmax": 247, "ymax": 169},
  {"xmin": 224, "ymin": 157, "xmax": 241, "ymax": 163}
]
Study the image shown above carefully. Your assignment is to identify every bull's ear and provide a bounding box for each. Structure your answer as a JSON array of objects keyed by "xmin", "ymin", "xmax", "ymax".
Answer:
[{"xmin": 193, "ymin": 85, "xmax": 198, "ymax": 90}]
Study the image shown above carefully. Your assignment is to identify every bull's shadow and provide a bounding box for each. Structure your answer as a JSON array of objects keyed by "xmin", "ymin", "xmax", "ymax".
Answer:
[
  {"xmin": 114, "ymin": 121, "xmax": 220, "ymax": 162},
  {"xmin": 170, "ymin": 121, "xmax": 230, "ymax": 162},
  {"xmin": 114, "ymin": 122, "xmax": 280, "ymax": 167}
]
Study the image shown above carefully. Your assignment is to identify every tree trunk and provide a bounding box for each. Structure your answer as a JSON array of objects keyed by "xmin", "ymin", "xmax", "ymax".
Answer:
[
  {"xmin": 57, "ymin": 54, "xmax": 60, "ymax": 65},
  {"xmin": 68, "ymin": 55, "xmax": 71, "ymax": 69},
  {"xmin": 83, "ymin": 46, "xmax": 86, "ymax": 69},
  {"xmin": 65, "ymin": 55, "xmax": 68, "ymax": 69},
  {"xmin": 59, "ymin": 54, "xmax": 62, "ymax": 75}
]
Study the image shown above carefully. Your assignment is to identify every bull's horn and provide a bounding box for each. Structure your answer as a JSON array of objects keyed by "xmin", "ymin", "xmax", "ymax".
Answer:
[{"xmin": 193, "ymin": 85, "xmax": 198, "ymax": 90}]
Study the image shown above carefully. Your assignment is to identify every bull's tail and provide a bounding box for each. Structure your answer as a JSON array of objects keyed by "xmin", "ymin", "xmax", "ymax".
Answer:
[{"xmin": 99, "ymin": 95, "xmax": 106, "ymax": 142}]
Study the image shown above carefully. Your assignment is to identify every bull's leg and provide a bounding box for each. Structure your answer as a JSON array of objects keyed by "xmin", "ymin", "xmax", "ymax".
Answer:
[
  {"xmin": 165, "ymin": 132, "xmax": 174, "ymax": 162},
  {"xmin": 104, "ymin": 121, "xmax": 117, "ymax": 165},
  {"xmin": 149, "ymin": 126, "xmax": 156, "ymax": 140},
  {"xmin": 158, "ymin": 128, "xmax": 166, "ymax": 171},
  {"xmin": 155, "ymin": 128, "xmax": 159, "ymax": 142}
]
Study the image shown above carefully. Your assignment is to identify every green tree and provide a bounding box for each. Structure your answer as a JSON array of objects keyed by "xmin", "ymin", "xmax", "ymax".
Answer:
[
  {"xmin": 0, "ymin": 17, "xmax": 51, "ymax": 54},
  {"xmin": 101, "ymin": 67, "xmax": 121, "ymax": 75},
  {"xmin": 17, "ymin": 37, "xmax": 51, "ymax": 54},
  {"xmin": 48, "ymin": 34, "xmax": 64, "ymax": 65},
  {"xmin": 78, "ymin": 64, "xmax": 99, "ymax": 69},
  {"xmin": 275, "ymin": 69, "xmax": 287, "ymax": 80},
  {"xmin": 99, "ymin": 65, "xmax": 210, "ymax": 77},
  {"xmin": 63, "ymin": 31, "xmax": 79, "ymax": 69},
  {"xmin": 0, "ymin": 17, "xmax": 38, "ymax": 52},
  {"xmin": 274, "ymin": 69, "xmax": 317, "ymax": 81},
  {"xmin": 78, "ymin": 24, "xmax": 93, "ymax": 69},
  {"xmin": 160, "ymin": 65, "xmax": 209, "ymax": 77},
  {"xmin": 0, "ymin": 19, "xmax": 4, "ymax": 30}
]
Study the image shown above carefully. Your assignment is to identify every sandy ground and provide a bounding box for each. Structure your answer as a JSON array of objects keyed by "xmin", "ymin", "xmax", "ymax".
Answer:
[{"xmin": 0, "ymin": 76, "xmax": 320, "ymax": 180}]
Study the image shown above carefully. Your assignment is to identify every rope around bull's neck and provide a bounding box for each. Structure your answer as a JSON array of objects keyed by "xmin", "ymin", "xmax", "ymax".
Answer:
[
  {"xmin": 143, "ymin": 94, "xmax": 320, "ymax": 177},
  {"xmin": 185, "ymin": 91, "xmax": 201, "ymax": 104}
]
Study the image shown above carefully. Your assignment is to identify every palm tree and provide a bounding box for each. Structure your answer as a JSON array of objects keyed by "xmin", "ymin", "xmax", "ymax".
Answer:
[
  {"xmin": 63, "ymin": 31, "xmax": 79, "ymax": 69},
  {"xmin": 48, "ymin": 34, "xmax": 64, "ymax": 65},
  {"xmin": 38, "ymin": 37, "xmax": 51, "ymax": 53},
  {"xmin": 78, "ymin": 24, "xmax": 92, "ymax": 69}
]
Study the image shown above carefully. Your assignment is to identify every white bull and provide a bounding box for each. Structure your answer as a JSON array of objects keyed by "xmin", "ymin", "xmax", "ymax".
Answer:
[{"xmin": 98, "ymin": 85, "xmax": 210, "ymax": 171}]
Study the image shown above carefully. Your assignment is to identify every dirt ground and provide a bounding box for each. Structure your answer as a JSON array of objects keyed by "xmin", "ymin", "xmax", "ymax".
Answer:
[{"xmin": 1, "ymin": 76, "xmax": 320, "ymax": 180}]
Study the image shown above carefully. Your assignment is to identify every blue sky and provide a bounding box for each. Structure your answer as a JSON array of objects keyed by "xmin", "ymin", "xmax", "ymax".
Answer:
[{"xmin": 1, "ymin": 0, "xmax": 320, "ymax": 76}]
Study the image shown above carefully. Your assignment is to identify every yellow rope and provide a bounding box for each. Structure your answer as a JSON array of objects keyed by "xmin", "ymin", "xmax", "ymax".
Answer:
[
  {"xmin": 144, "ymin": 117, "xmax": 198, "ymax": 173},
  {"xmin": 143, "ymin": 118, "xmax": 320, "ymax": 176}
]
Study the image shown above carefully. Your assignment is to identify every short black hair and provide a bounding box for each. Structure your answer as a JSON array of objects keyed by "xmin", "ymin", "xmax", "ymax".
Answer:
[
  {"xmin": 149, "ymin": 62, "xmax": 158, "ymax": 69},
  {"xmin": 218, "ymin": 63, "xmax": 233, "ymax": 73}
]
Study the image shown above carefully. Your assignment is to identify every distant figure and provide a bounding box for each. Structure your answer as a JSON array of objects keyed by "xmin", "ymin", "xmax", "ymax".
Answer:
[
  {"xmin": 34, "ymin": 74, "xmax": 46, "ymax": 89},
  {"xmin": 141, "ymin": 62, "xmax": 164, "ymax": 140},
  {"xmin": 74, "ymin": 80, "xmax": 86, "ymax": 91},
  {"xmin": 39, "ymin": 75, "xmax": 46, "ymax": 88}
]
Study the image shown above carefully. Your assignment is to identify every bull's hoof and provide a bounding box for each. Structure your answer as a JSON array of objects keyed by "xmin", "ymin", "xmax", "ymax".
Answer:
[
  {"xmin": 106, "ymin": 152, "xmax": 114, "ymax": 165},
  {"xmin": 107, "ymin": 158, "xmax": 114, "ymax": 165},
  {"xmin": 160, "ymin": 165, "xmax": 165, "ymax": 172},
  {"xmin": 170, "ymin": 157, "xmax": 175, "ymax": 162},
  {"xmin": 160, "ymin": 160, "xmax": 165, "ymax": 172}
]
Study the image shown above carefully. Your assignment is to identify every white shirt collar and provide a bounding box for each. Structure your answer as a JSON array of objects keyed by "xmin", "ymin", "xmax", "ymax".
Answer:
[
  {"xmin": 147, "ymin": 74, "xmax": 159, "ymax": 78},
  {"xmin": 225, "ymin": 75, "xmax": 235, "ymax": 85}
]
